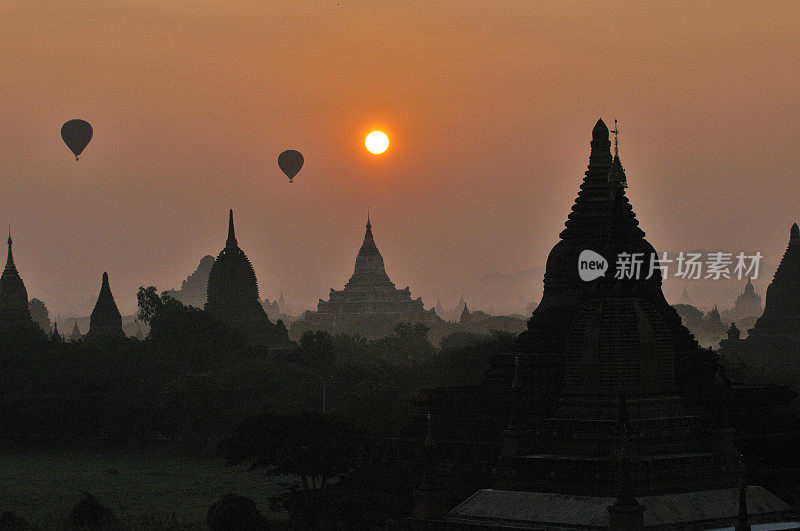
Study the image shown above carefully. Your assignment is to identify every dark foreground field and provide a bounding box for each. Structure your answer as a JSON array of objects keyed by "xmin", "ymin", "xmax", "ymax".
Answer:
[{"xmin": 0, "ymin": 453, "xmax": 290, "ymax": 528}]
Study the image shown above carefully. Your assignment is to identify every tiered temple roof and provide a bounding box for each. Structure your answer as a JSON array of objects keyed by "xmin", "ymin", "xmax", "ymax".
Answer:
[
  {"xmin": 512, "ymin": 118, "xmax": 708, "ymax": 401},
  {"xmin": 86, "ymin": 272, "xmax": 124, "ymax": 341},
  {"xmin": 492, "ymin": 122, "xmax": 738, "ymax": 495},
  {"xmin": 733, "ymin": 278, "xmax": 762, "ymax": 318},
  {"xmin": 295, "ymin": 216, "xmax": 440, "ymax": 338},
  {"xmin": 413, "ymin": 120, "xmax": 772, "ymax": 528},
  {"xmin": 0, "ymin": 231, "xmax": 35, "ymax": 331}
]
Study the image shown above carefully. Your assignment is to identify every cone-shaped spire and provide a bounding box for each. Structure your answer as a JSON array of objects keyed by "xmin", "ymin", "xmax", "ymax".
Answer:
[
  {"xmin": 206, "ymin": 209, "xmax": 272, "ymax": 336},
  {"xmin": 558, "ymin": 119, "xmax": 643, "ymax": 241},
  {"xmin": 51, "ymin": 321, "xmax": 63, "ymax": 342},
  {"xmin": 0, "ymin": 228, "xmax": 32, "ymax": 327},
  {"xmin": 346, "ymin": 215, "xmax": 391, "ymax": 288},
  {"xmin": 792, "ymin": 223, "xmax": 799, "ymax": 242},
  {"xmin": 6, "ymin": 228, "xmax": 12, "ymax": 265},
  {"xmin": 360, "ymin": 215, "xmax": 378, "ymax": 255},
  {"xmin": 226, "ymin": 209, "xmax": 237, "ymax": 248},
  {"xmin": 750, "ymin": 223, "xmax": 800, "ymax": 337},
  {"xmin": 87, "ymin": 271, "xmax": 124, "ymax": 341},
  {"xmin": 592, "ymin": 118, "xmax": 609, "ymax": 140},
  {"xmin": 460, "ymin": 302, "xmax": 472, "ymax": 323},
  {"xmin": 70, "ymin": 321, "xmax": 81, "ymax": 342}
]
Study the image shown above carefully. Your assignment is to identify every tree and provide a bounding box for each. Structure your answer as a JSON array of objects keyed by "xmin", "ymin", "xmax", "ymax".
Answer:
[
  {"xmin": 300, "ymin": 330, "xmax": 335, "ymax": 371},
  {"xmin": 137, "ymin": 286, "xmax": 240, "ymax": 368},
  {"xmin": 28, "ymin": 298, "xmax": 50, "ymax": 333},
  {"xmin": 392, "ymin": 322, "xmax": 434, "ymax": 366},
  {"xmin": 136, "ymin": 286, "xmax": 162, "ymax": 325},
  {"xmin": 223, "ymin": 411, "xmax": 360, "ymax": 494}
]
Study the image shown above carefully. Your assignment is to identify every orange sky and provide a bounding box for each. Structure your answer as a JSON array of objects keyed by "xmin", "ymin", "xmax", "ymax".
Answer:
[{"xmin": 1, "ymin": 1, "xmax": 798, "ymax": 316}]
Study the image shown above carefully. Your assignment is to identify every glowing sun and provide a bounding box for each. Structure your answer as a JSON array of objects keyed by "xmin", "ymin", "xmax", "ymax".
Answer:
[{"xmin": 365, "ymin": 131, "xmax": 389, "ymax": 154}]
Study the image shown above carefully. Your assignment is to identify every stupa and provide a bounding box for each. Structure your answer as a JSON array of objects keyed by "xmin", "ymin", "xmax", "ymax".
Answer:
[
  {"xmin": 293, "ymin": 215, "xmax": 440, "ymax": 339},
  {"xmin": 0, "ymin": 231, "xmax": 36, "ymax": 332},
  {"xmin": 205, "ymin": 210, "xmax": 275, "ymax": 339},
  {"xmin": 86, "ymin": 272, "xmax": 124, "ymax": 341},
  {"xmin": 413, "ymin": 120, "xmax": 791, "ymax": 529}
]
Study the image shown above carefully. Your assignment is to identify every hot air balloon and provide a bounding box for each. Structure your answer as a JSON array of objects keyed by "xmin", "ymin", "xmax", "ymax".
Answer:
[
  {"xmin": 61, "ymin": 119, "xmax": 93, "ymax": 160},
  {"xmin": 278, "ymin": 150, "xmax": 304, "ymax": 182}
]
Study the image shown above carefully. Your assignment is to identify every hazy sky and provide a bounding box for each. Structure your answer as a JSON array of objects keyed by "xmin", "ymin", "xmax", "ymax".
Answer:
[{"xmin": 1, "ymin": 1, "xmax": 798, "ymax": 316}]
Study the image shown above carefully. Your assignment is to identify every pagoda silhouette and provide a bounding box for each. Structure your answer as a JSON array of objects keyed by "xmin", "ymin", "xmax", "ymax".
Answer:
[
  {"xmin": 86, "ymin": 272, "xmax": 124, "ymax": 341},
  {"xmin": 205, "ymin": 210, "xmax": 281, "ymax": 343},
  {"xmin": 0, "ymin": 230, "xmax": 37, "ymax": 334},
  {"xmin": 412, "ymin": 120, "xmax": 792, "ymax": 528},
  {"xmin": 293, "ymin": 215, "xmax": 441, "ymax": 339}
]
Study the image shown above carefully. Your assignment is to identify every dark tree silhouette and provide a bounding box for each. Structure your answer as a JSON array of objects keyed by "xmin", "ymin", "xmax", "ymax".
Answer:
[
  {"xmin": 223, "ymin": 411, "xmax": 360, "ymax": 495},
  {"xmin": 28, "ymin": 297, "xmax": 50, "ymax": 333}
]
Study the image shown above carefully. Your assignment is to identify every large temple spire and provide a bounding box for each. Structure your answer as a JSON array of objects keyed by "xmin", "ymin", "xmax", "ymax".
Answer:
[
  {"xmin": 206, "ymin": 209, "xmax": 274, "ymax": 340},
  {"xmin": 87, "ymin": 271, "xmax": 124, "ymax": 341},
  {"xmin": 226, "ymin": 209, "xmax": 237, "ymax": 248},
  {"xmin": 0, "ymin": 226, "xmax": 33, "ymax": 329},
  {"xmin": 6, "ymin": 227, "xmax": 14, "ymax": 269},
  {"xmin": 359, "ymin": 213, "xmax": 379, "ymax": 256},
  {"xmin": 747, "ymin": 222, "xmax": 800, "ymax": 338}
]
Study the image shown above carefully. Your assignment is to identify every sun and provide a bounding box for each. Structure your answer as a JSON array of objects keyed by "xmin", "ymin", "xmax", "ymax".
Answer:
[{"xmin": 365, "ymin": 131, "xmax": 389, "ymax": 154}]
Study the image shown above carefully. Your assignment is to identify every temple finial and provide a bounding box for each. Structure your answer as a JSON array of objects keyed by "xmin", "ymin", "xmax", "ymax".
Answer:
[
  {"xmin": 226, "ymin": 209, "xmax": 237, "ymax": 247},
  {"xmin": 791, "ymin": 223, "xmax": 798, "ymax": 242},
  {"xmin": 592, "ymin": 118, "xmax": 608, "ymax": 140},
  {"xmin": 607, "ymin": 119, "xmax": 628, "ymax": 188},
  {"xmin": 366, "ymin": 207, "xmax": 371, "ymax": 229},
  {"xmin": 5, "ymin": 226, "xmax": 13, "ymax": 266}
]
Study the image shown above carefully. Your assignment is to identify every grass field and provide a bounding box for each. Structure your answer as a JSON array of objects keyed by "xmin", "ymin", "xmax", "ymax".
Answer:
[{"xmin": 0, "ymin": 453, "xmax": 292, "ymax": 528}]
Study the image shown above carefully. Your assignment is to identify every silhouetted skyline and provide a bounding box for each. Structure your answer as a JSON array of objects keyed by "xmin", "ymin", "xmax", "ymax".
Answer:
[{"xmin": 1, "ymin": 1, "xmax": 798, "ymax": 316}]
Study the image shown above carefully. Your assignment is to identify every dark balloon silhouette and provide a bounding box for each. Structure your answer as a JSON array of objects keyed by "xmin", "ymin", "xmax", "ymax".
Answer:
[
  {"xmin": 61, "ymin": 119, "xmax": 93, "ymax": 160},
  {"xmin": 278, "ymin": 150, "xmax": 304, "ymax": 182}
]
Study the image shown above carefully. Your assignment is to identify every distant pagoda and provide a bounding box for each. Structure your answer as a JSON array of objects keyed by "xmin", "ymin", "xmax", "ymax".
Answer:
[
  {"xmin": 86, "ymin": 272, "xmax": 124, "ymax": 341},
  {"xmin": 0, "ymin": 230, "xmax": 36, "ymax": 332},
  {"xmin": 205, "ymin": 210, "xmax": 275, "ymax": 339},
  {"xmin": 459, "ymin": 302, "xmax": 472, "ymax": 324},
  {"xmin": 69, "ymin": 321, "xmax": 82, "ymax": 342},
  {"xmin": 732, "ymin": 278, "xmax": 762, "ymax": 319},
  {"xmin": 51, "ymin": 322, "xmax": 63, "ymax": 342},
  {"xmin": 294, "ymin": 215, "xmax": 441, "ymax": 339},
  {"xmin": 163, "ymin": 254, "xmax": 215, "ymax": 308},
  {"xmin": 722, "ymin": 224, "xmax": 800, "ymax": 360},
  {"xmin": 434, "ymin": 299, "xmax": 444, "ymax": 317}
]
